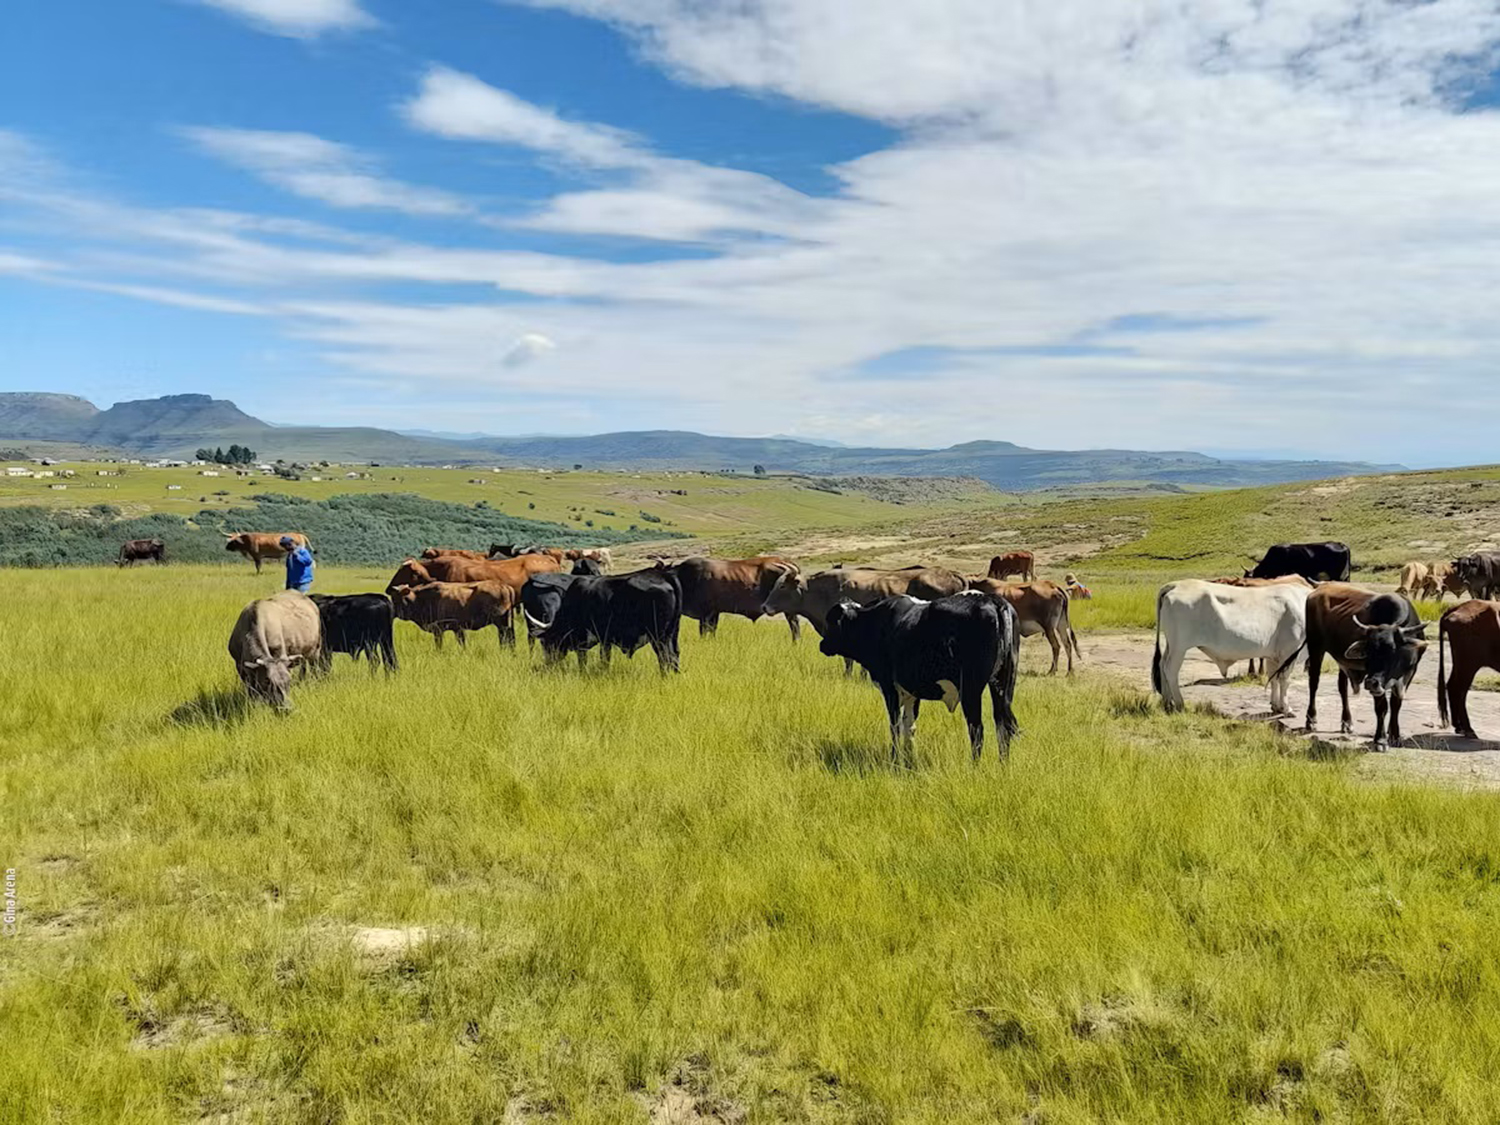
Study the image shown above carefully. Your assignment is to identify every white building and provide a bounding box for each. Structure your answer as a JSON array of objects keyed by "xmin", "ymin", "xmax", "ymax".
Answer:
[
  {"xmin": 199, "ymin": 470, "xmax": 220, "ymax": 477},
  {"xmin": 49, "ymin": 483, "xmax": 67, "ymax": 491},
  {"xmin": 166, "ymin": 484, "xmax": 182, "ymax": 491}
]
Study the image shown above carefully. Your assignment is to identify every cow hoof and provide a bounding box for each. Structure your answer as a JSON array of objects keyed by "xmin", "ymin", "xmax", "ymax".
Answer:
[
  {"xmin": 1370, "ymin": 741, "xmax": 1387, "ymax": 753},
  {"xmin": 1340, "ymin": 723, "xmax": 1354, "ymax": 736}
]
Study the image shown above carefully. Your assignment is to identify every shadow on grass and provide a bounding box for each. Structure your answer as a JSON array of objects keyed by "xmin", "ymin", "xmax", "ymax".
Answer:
[
  {"xmin": 806, "ymin": 738, "xmax": 908, "ymax": 776},
  {"xmin": 170, "ymin": 686, "xmax": 254, "ymax": 728},
  {"xmin": 1403, "ymin": 732, "xmax": 1500, "ymax": 753},
  {"xmin": 1283, "ymin": 736, "xmax": 1362, "ymax": 763}
]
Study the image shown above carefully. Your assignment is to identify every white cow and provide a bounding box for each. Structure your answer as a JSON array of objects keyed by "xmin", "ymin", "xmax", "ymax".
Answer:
[{"xmin": 1152, "ymin": 579, "xmax": 1310, "ymax": 714}]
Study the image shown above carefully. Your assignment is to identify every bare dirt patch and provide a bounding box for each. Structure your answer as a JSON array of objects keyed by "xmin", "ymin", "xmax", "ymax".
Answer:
[
  {"xmin": 639, "ymin": 1057, "xmax": 746, "ymax": 1125},
  {"xmin": 131, "ymin": 1007, "xmax": 236, "ymax": 1051},
  {"xmin": 346, "ymin": 925, "xmax": 430, "ymax": 969},
  {"xmin": 1084, "ymin": 632, "xmax": 1500, "ymax": 789}
]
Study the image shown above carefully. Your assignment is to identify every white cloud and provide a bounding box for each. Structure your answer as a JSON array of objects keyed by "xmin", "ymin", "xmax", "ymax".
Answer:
[
  {"xmin": 403, "ymin": 67, "xmax": 646, "ymax": 168},
  {"xmin": 181, "ymin": 127, "xmax": 473, "ymax": 217},
  {"xmin": 188, "ymin": 0, "xmax": 372, "ymax": 37},
  {"xmin": 501, "ymin": 331, "xmax": 557, "ymax": 367}
]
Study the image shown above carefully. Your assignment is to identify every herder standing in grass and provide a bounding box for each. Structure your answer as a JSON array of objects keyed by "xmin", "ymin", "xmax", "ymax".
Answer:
[{"xmin": 282, "ymin": 535, "xmax": 315, "ymax": 593}]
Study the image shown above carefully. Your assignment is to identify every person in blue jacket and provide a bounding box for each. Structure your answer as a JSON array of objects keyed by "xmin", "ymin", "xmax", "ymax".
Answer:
[{"xmin": 282, "ymin": 536, "xmax": 314, "ymax": 592}]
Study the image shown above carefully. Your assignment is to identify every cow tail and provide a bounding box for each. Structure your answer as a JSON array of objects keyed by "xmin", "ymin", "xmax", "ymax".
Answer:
[
  {"xmin": 1437, "ymin": 611, "xmax": 1449, "ymax": 728},
  {"xmin": 1270, "ymin": 639, "xmax": 1307, "ymax": 683},
  {"xmin": 1151, "ymin": 587, "xmax": 1165, "ymax": 695}
]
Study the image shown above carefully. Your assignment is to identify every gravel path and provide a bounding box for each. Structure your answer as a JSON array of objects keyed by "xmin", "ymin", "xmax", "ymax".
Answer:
[{"xmin": 1062, "ymin": 631, "xmax": 1500, "ymax": 791}]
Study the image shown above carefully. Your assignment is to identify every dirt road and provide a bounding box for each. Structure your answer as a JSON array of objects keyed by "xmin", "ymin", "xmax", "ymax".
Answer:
[{"xmin": 1062, "ymin": 631, "xmax": 1500, "ymax": 790}]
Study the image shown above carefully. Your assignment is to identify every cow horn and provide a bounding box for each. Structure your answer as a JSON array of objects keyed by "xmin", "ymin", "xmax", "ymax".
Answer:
[
  {"xmin": 522, "ymin": 608, "xmax": 550, "ymax": 634},
  {"xmin": 1352, "ymin": 614, "xmax": 1374, "ymax": 632},
  {"xmin": 1401, "ymin": 624, "xmax": 1426, "ymax": 638}
]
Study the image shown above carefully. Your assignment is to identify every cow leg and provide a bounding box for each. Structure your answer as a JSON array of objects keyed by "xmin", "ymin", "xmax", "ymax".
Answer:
[
  {"xmin": 1044, "ymin": 627, "xmax": 1061, "ymax": 675},
  {"xmin": 455, "ymin": 629, "xmax": 468, "ymax": 650},
  {"xmin": 785, "ymin": 613, "xmax": 801, "ymax": 643},
  {"xmin": 962, "ymin": 688, "xmax": 986, "ymax": 762},
  {"xmin": 1303, "ymin": 646, "xmax": 1324, "ymax": 731},
  {"xmin": 1160, "ymin": 644, "xmax": 1187, "ymax": 713},
  {"xmin": 432, "ymin": 629, "xmax": 443, "ymax": 650},
  {"xmin": 1371, "ymin": 692, "xmax": 1390, "ymax": 750},
  {"xmin": 1448, "ymin": 664, "xmax": 1478, "ymax": 738},
  {"xmin": 253, "ymin": 556, "xmax": 263, "ymax": 574},
  {"xmin": 899, "ymin": 693, "xmax": 919, "ymax": 766},
  {"xmin": 844, "ymin": 657, "xmax": 856, "ymax": 677},
  {"xmin": 499, "ymin": 612, "xmax": 516, "ymax": 648},
  {"xmin": 881, "ymin": 684, "xmax": 904, "ymax": 763},
  {"xmin": 1389, "ymin": 686, "xmax": 1409, "ymax": 747},
  {"xmin": 577, "ymin": 648, "xmax": 587, "ymax": 671},
  {"xmin": 381, "ymin": 636, "xmax": 399, "ymax": 673},
  {"xmin": 699, "ymin": 613, "xmax": 718, "ymax": 637},
  {"xmin": 653, "ymin": 636, "xmax": 677, "ymax": 674},
  {"xmin": 1337, "ymin": 670, "xmax": 1353, "ymax": 735}
]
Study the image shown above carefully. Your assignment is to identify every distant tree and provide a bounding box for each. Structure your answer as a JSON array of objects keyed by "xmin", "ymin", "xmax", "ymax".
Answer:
[
  {"xmin": 195, "ymin": 447, "xmax": 213, "ymax": 462},
  {"xmin": 213, "ymin": 446, "xmax": 225, "ymax": 464},
  {"xmin": 753, "ymin": 464, "xmax": 767, "ymax": 476},
  {"xmin": 573, "ymin": 463, "xmax": 583, "ymax": 471},
  {"xmin": 528, "ymin": 502, "xmax": 535, "ymax": 510}
]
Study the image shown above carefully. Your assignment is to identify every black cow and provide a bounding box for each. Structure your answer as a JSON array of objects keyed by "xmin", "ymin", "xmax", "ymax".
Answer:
[
  {"xmin": 1247, "ymin": 541, "xmax": 1351, "ymax": 582},
  {"xmin": 1271, "ymin": 582, "xmax": 1425, "ymax": 750},
  {"xmin": 309, "ymin": 593, "xmax": 399, "ymax": 672},
  {"xmin": 118, "ymin": 538, "xmax": 166, "ymax": 566},
  {"xmin": 571, "ymin": 557, "xmax": 604, "ymax": 576},
  {"xmin": 516, "ymin": 560, "xmax": 604, "ymax": 650},
  {"xmin": 523, "ymin": 567, "xmax": 682, "ymax": 672},
  {"xmin": 818, "ymin": 591, "xmax": 1021, "ymax": 763},
  {"xmin": 1451, "ymin": 552, "xmax": 1500, "ymax": 601}
]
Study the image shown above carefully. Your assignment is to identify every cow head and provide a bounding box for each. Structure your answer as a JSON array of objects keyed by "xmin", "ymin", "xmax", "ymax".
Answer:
[
  {"xmin": 762, "ymin": 571, "xmax": 806, "ymax": 617},
  {"xmin": 1451, "ymin": 555, "xmax": 1484, "ymax": 591},
  {"xmin": 225, "ymin": 533, "xmax": 247, "ymax": 555},
  {"xmin": 572, "ymin": 558, "xmax": 603, "ymax": 576},
  {"xmin": 819, "ymin": 600, "xmax": 860, "ymax": 659},
  {"xmin": 420, "ymin": 547, "xmax": 442, "ymax": 560},
  {"xmin": 1343, "ymin": 615, "xmax": 1427, "ymax": 697},
  {"xmin": 241, "ymin": 654, "xmax": 301, "ymax": 709}
]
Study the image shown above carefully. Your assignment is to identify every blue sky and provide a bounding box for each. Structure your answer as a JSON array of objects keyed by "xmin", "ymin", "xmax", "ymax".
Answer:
[{"xmin": 4, "ymin": 0, "xmax": 1500, "ymax": 464}]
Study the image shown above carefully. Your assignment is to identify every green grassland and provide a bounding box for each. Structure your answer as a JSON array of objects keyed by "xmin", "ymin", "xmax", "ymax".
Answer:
[
  {"xmin": 0, "ymin": 460, "xmax": 999, "ymax": 538},
  {"xmin": 4, "ymin": 565, "xmax": 1500, "ymax": 1122}
]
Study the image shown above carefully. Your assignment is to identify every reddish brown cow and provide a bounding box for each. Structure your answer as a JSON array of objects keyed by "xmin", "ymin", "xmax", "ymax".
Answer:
[
  {"xmin": 387, "ymin": 553, "xmax": 561, "ymax": 597},
  {"xmin": 968, "ymin": 578, "xmax": 1081, "ymax": 674},
  {"xmin": 225, "ymin": 531, "xmax": 310, "ymax": 574},
  {"xmin": 987, "ymin": 551, "xmax": 1035, "ymax": 582},
  {"xmin": 421, "ymin": 547, "xmax": 489, "ymax": 561},
  {"xmin": 389, "ymin": 580, "xmax": 518, "ymax": 648},
  {"xmin": 666, "ymin": 555, "xmax": 802, "ymax": 639},
  {"xmin": 1438, "ymin": 599, "xmax": 1500, "ymax": 740}
]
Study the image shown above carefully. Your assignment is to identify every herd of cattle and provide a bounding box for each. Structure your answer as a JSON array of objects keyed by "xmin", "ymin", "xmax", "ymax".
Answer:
[{"xmin": 203, "ymin": 532, "xmax": 1500, "ymax": 757}]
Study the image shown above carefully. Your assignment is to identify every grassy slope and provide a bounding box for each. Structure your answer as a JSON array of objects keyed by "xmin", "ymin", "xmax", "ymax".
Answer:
[
  {"xmin": 3, "ymin": 566, "xmax": 1500, "ymax": 1122},
  {"xmin": 0, "ymin": 460, "xmax": 997, "ymax": 538}
]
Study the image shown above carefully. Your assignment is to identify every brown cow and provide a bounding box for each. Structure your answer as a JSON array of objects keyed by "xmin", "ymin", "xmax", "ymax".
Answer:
[
  {"xmin": 1277, "ymin": 583, "xmax": 1427, "ymax": 750},
  {"xmin": 387, "ymin": 553, "xmax": 561, "ymax": 597},
  {"xmin": 225, "ymin": 531, "xmax": 309, "ymax": 574},
  {"xmin": 563, "ymin": 547, "xmax": 613, "ymax": 572},
  {"xmin": 667, "ymin": 555, "xmax": 803, "ymax": 639},
  {"xmin": 968, "ymin": 578, "xmax": 1081, "ymax": 674},
  {"xmin": 118, "ymin": 538, "xmax": 165, "ymax": 566},
  {"xmin": 421, "ymin": 547, "xmax": 489, "ymax": 561},
  {"xmin": 227, "ymin": 590, "xmax": 324, "ymax": 709},
  {"xmin": 1210, "ymin": 575, "xmax": 1314, "ymax": 675},
  {"xmin": 1437, "ymin": 599, "xmax": 1500, "ymax": 740},
  {"xmin": 988, "ymin": 551, "xmax": 1035, "ymax": 581},
  {"xmin": 389, "ymin": 580, "xmax": 518, "ymax": 648}
]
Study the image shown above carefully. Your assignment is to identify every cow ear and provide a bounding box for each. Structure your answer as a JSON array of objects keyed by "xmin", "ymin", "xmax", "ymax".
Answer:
[{"xmin": 1344, "ymin": 640, "xmax": 1369, "ymax": 661}]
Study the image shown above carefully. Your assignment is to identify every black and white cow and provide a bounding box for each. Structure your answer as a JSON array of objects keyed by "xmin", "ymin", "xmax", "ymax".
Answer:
[
  {"xmin": 308, "ymin": 593, "xmax": 399, "ymax": 671},
  {"xmin": 818, "ymin": 591, "xmax": 1021, "ymax": 763},
  {"xmin": 523, "ymin": 567, "xmax": 683, "ymax": 672}
]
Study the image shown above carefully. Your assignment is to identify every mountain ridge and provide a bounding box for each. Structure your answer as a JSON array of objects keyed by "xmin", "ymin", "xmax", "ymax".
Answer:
[{"xmin": 0, "ymin": 391, "xmax": 1404, "ymax": 489}]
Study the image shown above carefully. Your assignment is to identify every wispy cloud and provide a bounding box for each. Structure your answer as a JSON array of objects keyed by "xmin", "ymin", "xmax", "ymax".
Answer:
[
  {"xmin": 187, "ymin": 0, "xmax": 373, "ymax": 38},
  {"xmin": 181, "ymin": 126, "xmax": 474, "ymax": 217}
]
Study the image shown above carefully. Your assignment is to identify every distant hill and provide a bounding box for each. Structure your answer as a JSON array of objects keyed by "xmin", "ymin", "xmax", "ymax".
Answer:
[{"xmin": 0, "ymin": 391, "xmax": 1402, "ymax": 489}]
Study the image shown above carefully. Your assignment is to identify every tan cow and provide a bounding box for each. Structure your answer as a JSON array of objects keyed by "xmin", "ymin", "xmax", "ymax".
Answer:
[
  {"xmin": 386, "ymin": 553, "xmax": 561, "ymax": 598},
  {"xmin": 389, "ymin": 580, "xmax": 518, "ymax": 648},
  {"xmin": 225, "ymin": 531, "xmax": 310, "ymax": 574},
  {"xmin": 1398, "ymin": 560, "xmax": 1457, "ymax": 601},
  {"xmin": 227, "ymin": 590, "xmax": 323, "ymax": 709},
  {"xmin": 968, "ymin": 578, "xmax": 1081, "ymax": 674},
  {"xmin": 564, "ymin": 547, "xmax": 613, "ymax": 572},
  {"xmin": 421, "ymin": 547, "xmax": 489, "ymax": 561},
  {"xmin": 988, "ymin": 551, "xmax": 1036, "ymax": 581}
]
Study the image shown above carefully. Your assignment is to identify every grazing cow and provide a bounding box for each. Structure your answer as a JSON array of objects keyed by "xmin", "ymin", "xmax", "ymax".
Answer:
[
  {"xmin": 524, "ymin": 568, "xmax": 682, "ymax": 672},
  {"xmin": 1272, "ymin": 583, "xmax": 1426, "ymax": 750},
  {"xmin": 386, "ymin": 553, "xmax": 560, "ymax": 598},
  {"xmin": 308, "ymin": 593, "xmax": 398, "ymax": 671},
  {"xmin": 1152, "ymin": 580, "xmax": 1310, "ymax": 715},
  {"xmin": 763, "ymin": 566, "xmax": 969, "ymax": 673},
  {"xmin": 1437, "ymin": 599, "xmax": 1500, "ymax": 740},
  {"xmin": 1210, "ymin": 575, "xmax": 1315, "ymax": 675},
  {"xmin": 1451, "ymin": 553, "xmax": 1500, "ymax": 601},
  {"xmin": 118, "ymin": 538, "xmax": 165, "ymax": 566},
  {"xmin": 225, "ymin": 531, "xmax": 310, "ymax": 574},
  {"xmin": 818, "ymin": 592, "xmax": 1021, "ymax": 763},
  {"xmin": 389, "ymin": 580, "xmax": 518, "ymax": 648},
  {"xmin": 967, "ymin": 578, "xmax": 1081, "ymax": 674},
  {"xmin": 564, "ymin": 547, "xmax": 613, "ymax": 572},
  {"xmin": 667, "ymin": 555, "xmax": 803, "ymax": 640},
  {"xmin": 1246, "ymin": 541, "xmax": 1351, "ymax": 582},
  {"xmin": 421, "ymin": 547, "xmax": 488, "ymax": 561},
  {"xmin": 987, "ymin": 551, "xmax": 1035, "ymax": 582},
  {"xmin": 227, "ymin": 590, "xmax": 323, "ymax": 709}
]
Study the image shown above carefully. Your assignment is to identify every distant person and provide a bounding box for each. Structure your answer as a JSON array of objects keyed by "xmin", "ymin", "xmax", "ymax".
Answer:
[
  {"xmin": 282, "ymin": 535, "xmax": 315, "ymax": 593},
  {"xmin": 1065, "ymin": 572, "xmax": 1092, "ymax": 600}
]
